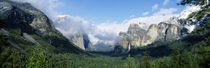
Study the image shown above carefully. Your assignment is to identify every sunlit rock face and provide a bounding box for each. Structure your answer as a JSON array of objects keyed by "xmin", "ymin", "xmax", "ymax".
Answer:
[
  {"xmin": 127, "ymin": 24, "xmax": 146, "ymax": 47},
  {"xmin": 117, "ymin": 21, "xmax": 189, "ymax": 52},
  {"xmin": 68, "ymin": 32, "xmax": 95, "ymax": 51},
  {"xmin": 142, "ymin": 24, "xmax": 158, "ymax": 46},
  {"xmin": 115, "ymin": 6, "xmax": 203, "ymax": 52},
  {"xmin": 157, "ymin": 22, "xmax": 169, "ymax": 40},
  {"xmin": 118, "ymin": 24, "xmax": 146, "ymax": 49},
  {"xmin": 117, "ymin": 22, "xmax": 184, "ymax": 52},
  {"xmin": 70, "ymin": 32, "xmax": 85, "ymax": 50},
  {"xmin": 55, "ymin": 15, "xmax": 95, "ymax": 51},
  {"xmin": 165, "ymin": 24, "xmax": 181, "ymax": 40}
]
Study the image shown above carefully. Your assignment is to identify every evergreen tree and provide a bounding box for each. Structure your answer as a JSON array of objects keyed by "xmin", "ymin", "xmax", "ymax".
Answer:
[
  {"xmin": 179, "ymin": 0, "xmax": 208, "ymax": 5},
  {"xmin": 170, "ymin": 46, "xmax": 180, "ymax": 68},
  {"xmin": 27, "ymin": 46, "xmax": 48, "ymax": 68},
  {"xmin": 125, "ymin": 55, "xmax": 136, "ymax": 68},
  {"xmin": 0, "ymin": 17, "xmax": 6, "ymax": 28},
  {"xmin": 179, "ymin": 50, "xmax": 199, "ymax": 68},
  {"xmin": 142, "ymin": 51, "xmax": 151, "ymax": 68}
]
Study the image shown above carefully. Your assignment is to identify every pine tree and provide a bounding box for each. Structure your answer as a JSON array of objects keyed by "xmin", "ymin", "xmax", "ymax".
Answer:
[
  {"xmin": 0, "ymin": 17, "xmax": 6, "ymax": 28},
  {"xmin": 170, "ymin": 46, "xmax": 180, "ymax": 68},
  {"xmin": 27, "ymin": 46, "xmax": 48, "ymax": 68},
  {"xmin": 179, "ymin": 50, "xmax": 195, "ymax": 68},
  {"xmin": 142, "ymin": 51, "xmax": 150, "ymax": 68},
  {"xmin": 125, "ymin": 55, "xmax": 136, "ymax": 68},
  {"xmin": 179, "ymin": 0, "xmax": 208, "ymax": 5}
]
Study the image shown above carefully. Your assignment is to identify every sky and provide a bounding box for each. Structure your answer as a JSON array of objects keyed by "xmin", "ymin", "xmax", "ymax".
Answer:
[
  {"xmin": 12, "ymin": 0, "xmax": 190, "ymax": 51},
  {"xmin": 57, "ymin": 0, "xmax": 185, "ymax": 24}
]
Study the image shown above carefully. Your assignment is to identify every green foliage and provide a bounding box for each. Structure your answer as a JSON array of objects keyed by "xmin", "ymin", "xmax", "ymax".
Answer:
[
  {"xmin": 27, "ymin": 46, "xmax": 48, "ymax": 68},
  {"xmin": 151, "ymin": 57, "xmax": 170, "ymax": 68},
  {"xmin": 142, "ymin": 51, "xmax": 151, "ymax": 68},
  {"xmin": 179, "ymin": 0, "xmax": 206, "ymax": 5},
  {"xmin": 192, "ymin": 20, "xmax": 210, "ymax": 34},
  {"xmin": 124, "ymin": 55, "xmax": 136, "ymax": 68},
  {"xmin": 207, "ymin": 21, "xmax": 210, "ymax": 28},
  {"xmin": 180, "ymin": 50, "xmax": 199, "ymax": 68},
  {"xmin": 0, "ymin": 33, "xmax": 9, "ymax": 46},
  {"xmin": 169, "ymin": 46, "xmax": 181, "ymax": 68},
  {"xmin": 0, "ymin": 47, "xmax": 28, "ymax": 68},
  {"xmin": 2, "ymin": 27, "xmax": 209, "ymax": 68},
  {"xmin": 1, "ymin": 12, "xmax": 209, "ymax": 68},
  {"xmin": 193, "ymin": 41, "xmax": 210, "ymax": 68},
  {"xmin": 184, "ymin": 0, "xmax": 209, "ymax": 20},
  {"xmin": 187, "ymin": 12, "xmax": 197, "ymax": 20},
  {"xmin": 0, "ymin": 17, "xmax": 6, "ymax": 28}
]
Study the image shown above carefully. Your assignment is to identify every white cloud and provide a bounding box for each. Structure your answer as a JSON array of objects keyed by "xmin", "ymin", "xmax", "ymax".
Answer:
[
  {"xmin": 55, "ymin": 15, "xmax": 130, "ymax": 47},
  {"xmin": 11, "ymin": 0, "xmax": 181, "ymax": 51},
  {"xmin": 152, "ymin": 4, "xmax": 159, "ymax": 11},
  {"xmin": 154, "ymin": 8, "xmax": 178, "ymax": 16},
  {"xmin": 12, "ymin": 0, "xmax": 124, "ymax": 50},
  {"xmin": 12, "ymin": 0, "xmax": 63, "ymax": 19},
  {"xmin": 127, "ymin": 8, "xmax": 178, "ymax": 29},
  {"xmin": 163, "ymin": 0, "xmax": 169, "ymax": 6},
  {"xmin": 142, "ymin": 12, "xmax": 149, "ymax": 15}
]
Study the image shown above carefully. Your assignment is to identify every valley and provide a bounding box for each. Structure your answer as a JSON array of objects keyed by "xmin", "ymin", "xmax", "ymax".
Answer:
[{"xmin": 0, "ymin": 0, "xmax": 210, "ymax": 68}]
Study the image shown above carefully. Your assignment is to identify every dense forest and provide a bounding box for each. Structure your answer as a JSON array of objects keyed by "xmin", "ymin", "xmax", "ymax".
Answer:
[{"xmin": 0, "ymin": 0, "xmax": 210, "ymax": 68}]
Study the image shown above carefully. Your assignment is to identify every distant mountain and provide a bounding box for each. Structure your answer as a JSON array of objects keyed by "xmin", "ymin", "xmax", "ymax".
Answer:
[
  {"xmin": 115, "ymin": 5, "xmax": 209, "ymax": 53},
  {"xmin": 55, "ymin": 15, "xmax": 96, "ymax": 51},
  {"xmin": 0, "ymin": 0, "xmax": 86, "ymax": 54}
]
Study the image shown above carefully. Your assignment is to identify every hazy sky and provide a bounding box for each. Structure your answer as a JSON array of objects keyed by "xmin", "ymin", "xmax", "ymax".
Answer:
[{"xmin": 57, "ymin": 0, "xmax": 186, "ymax": 24}]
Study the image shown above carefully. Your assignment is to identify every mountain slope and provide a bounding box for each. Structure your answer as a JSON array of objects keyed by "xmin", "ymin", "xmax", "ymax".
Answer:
[
  {"xmin": 0, "ymin": 0, "xmax": 85, "ymax": 54},
  {"xmin": 115, "ymin": 5, "xmax": 208, "ymax": 53}
]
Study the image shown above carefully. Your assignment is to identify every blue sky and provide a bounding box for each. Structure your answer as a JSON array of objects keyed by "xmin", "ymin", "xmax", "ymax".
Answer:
[
  {"xmin": 14, "ymin": 0, "xmax": 193, "ymax": 48},
  {"xmin": 57, "ymin": 0, "xmax": 186, "ymax": 24}
]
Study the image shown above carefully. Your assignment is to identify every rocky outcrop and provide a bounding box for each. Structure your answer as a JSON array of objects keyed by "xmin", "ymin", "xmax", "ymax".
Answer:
[
  {"xmin": 115, "ymin": 6, "xmax": 203, "ymax": 53},
  {"xmin": 119, "ymin": 24, "xmax": 146, "ymax": 49},
  {"xmin": 23, "ymin": 33, "xmax": 37, "ymax": 44},
  {"xmin": 117, "ymin": 22, "xmax": 186, "ymax": 52},
  {"xmin": 68, "ymin": 32, "xmax": 95, "ymax": 50},
  {"xmin": 83, "ymin": 34, "xmax": 96, "ymax": 51},
  {"xmin": 0, "ymin": 0, "xmax": 55, "ymax": 36},
  {"xmin": 55, "ymin": 15, "xmax": 95, "ymax": 51},
  {"xmin": 0, "ymin": 0, "xmax": 85, "ymax": 53},
  {"xmin": 70, "ymin": 33, "xmax": 85, "ymax": 50}
]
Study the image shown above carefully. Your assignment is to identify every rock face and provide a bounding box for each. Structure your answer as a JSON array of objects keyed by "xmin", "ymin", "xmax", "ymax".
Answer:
[
  {"xmin": 115, "ymin": 6, "xmax": 203, "ymax": 53},
  {"xmin": 68, "ymin": 32, "xmax": 95, "ymax": 51},
  {"xmin": 0, "ymin": 0, "xmax": 85, "ymax": 53},
  {"xmin": 70, "ymin": 33, "xmax": 85, "ymax": 50},
  {"xmin": 117, "ymin": 22, "xmax": 185, "ymax": 52},
  {"xmin": 55, "ymin": 15, "xmax": 95, "ymax": 51},
  {"xmin": 117, "ymin": 19, "xmax": 190, "ymax": 52},
  {"xmin": 22, "ymin": 33, "xmax": 37, "ymax": 44},
  {"xmin": 119, "ymin": 24, "xmax": 146, "ymax": 49},
  {"xmin": 0, "ymin": 0, "xmax": 54, "ymax": 35},
  {"xmin": 83, "ymin": 34, "xmax": 96, "ymax": 51}
]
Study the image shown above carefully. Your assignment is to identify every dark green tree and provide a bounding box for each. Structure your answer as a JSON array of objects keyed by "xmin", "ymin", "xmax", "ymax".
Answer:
[
  {"xmin": 170, "ymin": 46, "xmax": 181, "ymax": 68},
  {"xmin": 180, "ymin": 50, "xmax": 199, "ymax": 68},
  {"xmin": 0, "ymin": 17, "xmax": 6, "ymax": 28},
  {"xmin": 179, "ymin": 0, "xmax": 208, "ymax": 5},
  {"xmin": 27, "ymin": 46, "xmax": 48, "ymax": 68},
  {"xmin": 125, "ymin": 55, "xmax": 136, "ymax": 68},
  {"xmin": 141, "ymin": 51, "xmax": 151, "ymax": 68}
]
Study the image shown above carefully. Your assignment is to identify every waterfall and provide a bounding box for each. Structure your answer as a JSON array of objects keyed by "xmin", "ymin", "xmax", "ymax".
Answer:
[{"xmin": 126, "ymin": 43, "xmax": 131, "ymax": 53}]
